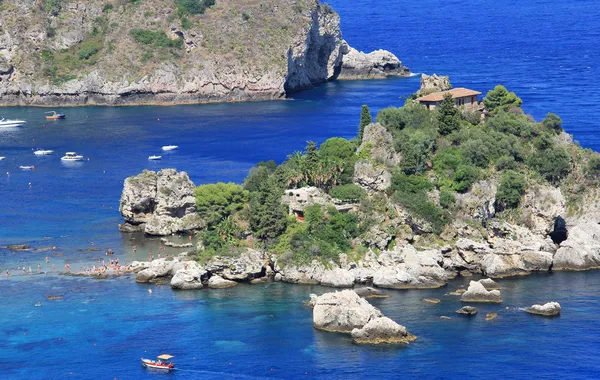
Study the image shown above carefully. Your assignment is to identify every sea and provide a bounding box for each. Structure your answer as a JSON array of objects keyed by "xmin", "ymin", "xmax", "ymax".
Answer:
[{"xmin": 0, "ymin": 0, "xmax": 599, "ymax": 378}]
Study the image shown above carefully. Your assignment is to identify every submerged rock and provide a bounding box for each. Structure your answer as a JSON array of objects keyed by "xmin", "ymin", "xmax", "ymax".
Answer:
[
  {"xmin": 524, "ymin": 302, "xmax": 561, "ymax": 317},
  {"xmin": 461, "ymin": 281, "xmax": 502, "ymax": 303},
  {"xmin": 353, "ymin": 287, "xmax": 389, "ymax": 299},
  {"xmin": 351, "ymin": 317, "xmax": 416, "ymax": 344},
  {"xmin": 311, "ymin": 290, "xmax": 382, "ymax": 333},
  {"xmin": 423, "ymin": 298, "xmax": 441, "ymax": 304},
  {"xmin": 485, "ymin": 312, "xmax": 498, "ymax": 321},
  {"xmin": 456, "ymin": 306, "xmax": 477, "ymax": 316}
]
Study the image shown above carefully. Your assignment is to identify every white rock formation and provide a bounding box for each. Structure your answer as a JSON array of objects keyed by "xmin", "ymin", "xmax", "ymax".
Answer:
[
  {"xmin": 460, "ymin": 280, "xmax": 502, "ymax": 303},
  {"xmin": 311, "ymin": 290, "xmax": 382, "ymax": 332},
  {"xmin": 524, "ymin": 302, "xmax": 561, "ymax": 316},
  {"xmin": 351, "ymin": 317, "xmax": 416, "ymax": 344}
]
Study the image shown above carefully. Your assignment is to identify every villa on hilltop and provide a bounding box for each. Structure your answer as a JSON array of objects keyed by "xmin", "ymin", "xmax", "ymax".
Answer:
[{"xmin": 415, "ymin": 88, "xmax": 482, "ymax": 110}]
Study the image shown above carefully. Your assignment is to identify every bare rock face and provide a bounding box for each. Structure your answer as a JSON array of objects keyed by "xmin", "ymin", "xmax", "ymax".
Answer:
[
  {"xmin": 338, "ymin": 46, "xmax": 410, "ymax": 80},
  {"xmin": 418, "ymin": 74, "xmax": 451, "ymax": 96},
  {"xmin": 281, "ymin": 260, "xmax": 326, "ymax": 284},
  {"xmin": 351, "ymin": 317, "xmax": 416, "ymax": 344},
  {"xmin": 461, "ymin": 280, "xmax": 502, "ymax": 303},
  {"xmin": 311, "ymin": 290, "xmax": 382, "ymax": 332},
  {"xmin": 521, "ymin": 185, "xmax": 566, "ymax": 234},
  {"xmin": 479, "ymin": 278, "xmax": 500, "ymax": 290},
  {"xmin": 524, "ymin": 302, "xmax": 561, "ymax": 317},
  {"xmin": 119, "ymin": 169, "xmax": 203, "ymax": 236},
  {"xmin": 205, "ymin": 249, "xmax": 269, "ymax": 281},
  {"xmin": 359, "ymin": 123, "xmax": 401, "ymax": 167},
  {"xmin": 320, "ymin": 268, "xmax": 355, "ymax": 288},
  {"xmin": 353, "ymin": 162, "xmax": 392, "ymax": 192},
  {"xmin": 208, "ymin": 275, "xmax": 238, "ymax": 289},
  {"xmin": 553, "ymin": 221, "xmax": 600, "ymax": 270}
]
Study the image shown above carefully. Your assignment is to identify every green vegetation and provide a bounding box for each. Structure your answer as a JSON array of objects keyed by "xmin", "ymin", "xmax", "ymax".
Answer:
[
  {"xmin": 483, "ymin": 85, "xmax": 523, "ymax": 113},
  {"xmin": 437, "ymin": 93, "xmax": 460, "ymax": 135},
  {"xmin": 176, "ymin": 0, "xmax": 215, "ymax": 15},
  {"xmin": 496, "ymin": 170, "xmax": 527, "ymax": 209},
  {"xmin": 130, "ymin": 29, "xmax": 183, "ymax": 49},
  {"xmin": 542, "ymin": 113, "xmax": 563, "ymax": 134},
  {"xmin": 586, "ymin": 155, "xmax": 600, "ymax": 179},
  {"xmin": 45, "ymin": 0, "xmax": 63, "ymax": 15},
  {"xmin": 330, "ymin": 184, "xmax": 366, "ymax": 203},
  {"xmin": 194, "ymin": 182, "xmax": 248, "ymax": 227},
  {"xmin": 359, "ymin": 105, "xmax": 371, "ymax": 141}
]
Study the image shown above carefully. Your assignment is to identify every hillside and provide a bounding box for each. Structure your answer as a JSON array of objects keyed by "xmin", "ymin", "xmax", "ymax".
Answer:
[{"xmin": 0, "ymin": 0, "xmax": 408, "ymax": 106}]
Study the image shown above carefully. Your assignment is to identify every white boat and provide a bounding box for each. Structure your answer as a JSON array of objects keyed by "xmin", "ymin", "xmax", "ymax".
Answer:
[
  {"xmin": 161, "ymin": 145, "xmax": 179, "ymax": 151},
  {"xmin": 148, "ymin": 155, "xmax": 162, "ymax": 160},
  {"xmin": 19, "ymin": 165, "xmax": 35, "ymax": 170},
  {"xmin": 34, "ymin": 150, "xmax": 54, "ymax": 156},
  {"xmin": 0, "ymin": 118, "xmax": 26, "ymax": 128},
  {"xmin": 61, "ymin": 152, "xmax": 84, "ymax": 161},
  {"xmin": 0, "ymin": 157, "xmax": 5, "ymax": 161},
  {"xmin": 141, "ymin": 354, "xmax": 174, "ymax": 371}
]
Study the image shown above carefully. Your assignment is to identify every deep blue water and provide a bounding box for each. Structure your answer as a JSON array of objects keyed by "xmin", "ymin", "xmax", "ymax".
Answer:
[{"xmin": 1, "ymin": 0, "xmax": 600, "ymax": 378}]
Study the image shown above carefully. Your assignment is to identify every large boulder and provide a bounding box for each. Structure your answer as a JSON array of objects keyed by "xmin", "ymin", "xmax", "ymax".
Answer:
[
  {"xmin": 524, "ymin": 302, "xmax": 561, "ymax": 317},
  {"xmin": 147, "ymin": 258, "xmax": 175, "ymax": 277},
  {"xmin": 281, "ymin": 261, "xmax": 326, "ymax": 284},
  {"xmin": 205, "ymin": 249, "xmax": 268, "ymax": 281},
  {"xmin": 417, "ymin": 74, "xmax": 451, "ymax": 96},
  {"xmin": 353, "ymin": 162, "xmax": 392, "ymax": 192},
  {"xmin": 170, "ymin": 268, "xmax": 205, "ymax": 290},
  {"xmin": 208, "ymin": 275, "xmax": 238, "ymax": 289},
  {"xmin": 320, "ymin": 268, "xmax": 355, "ymax": 288},
  {"xmin": 135, "ymin": 269, "xmax": 157, "ymax": 283},
  {"xmin": 338, "ymin": 46, "xmax": 409, "ymax": 80},
  {"xmin": 461, "ymin": 280, "xmax": 502, "ymax": 303},
  {"xmin": 311, "ymin": 290, "xmax": 382, "ymax": 332},
  {"xmin": 456, "ymin": 306, "xmax": 478, "ymax": 316},
  {"xmin": 553, "ymin": 221, "xmax": 600, "ymax": 270},
  {"xmin": 351, "ymin": 317, "xmax": 416, "ymax": 344},
  {"xmin": 119, "ymin": 169, "xmax": 203, "ymax": 236}
]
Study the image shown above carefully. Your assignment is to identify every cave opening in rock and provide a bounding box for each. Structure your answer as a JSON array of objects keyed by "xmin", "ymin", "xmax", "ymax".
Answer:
[{"xmin": 549, "ymin": 216, "xmax": 568, "ymax": 245}]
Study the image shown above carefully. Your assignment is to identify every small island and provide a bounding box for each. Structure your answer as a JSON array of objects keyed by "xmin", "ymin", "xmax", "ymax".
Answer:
[{"xmin": 117, "ymin": 75, "xmax": 600, "ymax": 290}]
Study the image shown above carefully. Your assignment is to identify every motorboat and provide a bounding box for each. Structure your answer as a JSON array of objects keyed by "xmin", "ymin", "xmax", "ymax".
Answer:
[
  {"xmin": 61, "ymin": 152, "xmax": 84, "ymax": 161},
  {"xmin": 0, "ymin": 118, "xmax": 26, "ymax": 128},
  {"xmin": 34, "ymin": 150, "xmax": 54, "ymax": 156},
  {"xmin": 0, "ymin": 157, "xmax": 5, "ymax": 161},
  {"xmin": 161, "ymin": 145, "xmax": 179, "ymax": 151},
  {"xmin": 45, "ymin": 111, "xmax": 66, "ymax": 120},
  {"xmin": 141, "ymin": 354, "xmax": 174, "ymax": 371},
  {"xmin": 19, "ymin": 165, "xmax": 35, "ymax": 170},
  {"xmin": 148, "ymin": 155, "xmax": 162, "ymax": 160}
]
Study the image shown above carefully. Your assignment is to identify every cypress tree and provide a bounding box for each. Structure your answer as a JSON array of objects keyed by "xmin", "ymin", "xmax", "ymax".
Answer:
[
  {"xmin": 437, "ymin": 93, "xmax": 460, "ymax": 136},
  {"xmin": 358, "ymin": 104, "xmax": 372, "ymax": 141},
  {"xmin": 249, "ymin": 179, "xmax": 287, "ymax": 244}
]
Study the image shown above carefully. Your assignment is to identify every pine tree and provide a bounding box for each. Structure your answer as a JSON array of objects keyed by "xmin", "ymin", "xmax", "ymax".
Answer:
[
  {"xmin": 437, "ymin": 93, "xmax": 460, "ymax": 136},
  {"xmin": 358, "ymin": 104, "xmax": 372, "ymax": 141},
  {"xmin": 249, "ymin": 179, "xmax": 287, "ymax": 243},
  {"xmin": 483, "ymin": 85, "xmax": 522, "ymax": 113}
]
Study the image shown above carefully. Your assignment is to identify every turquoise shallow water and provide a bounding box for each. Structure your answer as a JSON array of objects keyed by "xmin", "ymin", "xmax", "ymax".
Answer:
[{"xmin": 1, "ymin": 0, "xmax": 600, "ymax": 378}]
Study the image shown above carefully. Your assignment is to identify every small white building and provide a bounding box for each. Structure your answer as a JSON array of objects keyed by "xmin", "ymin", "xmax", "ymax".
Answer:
[{"xmin": 415, "ymin": 88, "xmax": 482, "ymax": 110}]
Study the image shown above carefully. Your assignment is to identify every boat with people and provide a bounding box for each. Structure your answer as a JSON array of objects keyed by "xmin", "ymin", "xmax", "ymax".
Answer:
[
  {"xmin": 148, "ymin": 155, "xmax": 162, "ymax": 160},
  {"xmin": 34, "ymin": 149, "xmax": 54, "ymax": 156},
  {"xmin": 0, "ymin": 118, "xmax": 26, "ymax": 128},
  {"xmin": 60, "ymin": 152, "xmax": 84, "ymax": 161},
  {"xmin": 141, "ymin": 354, "xmax": 175, "ymax": 371},
  {"xmin": 161, "ymin": 145, "xmax": 179, "ymax": 151},
  {"xmin": 19, "ymin": 166, "xmax": 35, "ymax": 170},
  {"xmin": 45, "ymin": 111, "xmax": 66, "ymax": 120}
]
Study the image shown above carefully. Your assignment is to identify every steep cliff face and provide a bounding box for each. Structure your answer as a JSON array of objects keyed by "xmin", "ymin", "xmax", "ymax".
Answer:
[{"xmin": 0, "ymin": 0, "xmax": 397, "ymax": 106}]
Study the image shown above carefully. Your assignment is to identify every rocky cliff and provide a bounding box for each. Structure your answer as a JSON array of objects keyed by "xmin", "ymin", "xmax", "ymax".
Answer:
[{"xmin": 0, "ymin": 0, "xmax": 409, "ymax": 106}]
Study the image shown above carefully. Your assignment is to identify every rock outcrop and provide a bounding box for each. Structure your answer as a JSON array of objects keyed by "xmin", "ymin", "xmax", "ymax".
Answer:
[
  {"xmin": 320, "ymin": 268, "xmax": 355, "ymax": 288},
  {"xmin": 170, "ymin": 268, "xmax": 205, "ymax": 290},
  {"xmin": 417, "ymin": 74, "xmax": 451, "ymax": 96},
  {"xmin": 119, "ymin": 169, "xmax": 202, "ymax": 236},
  {"xmin": 208, "ymin": 275, "xmax": 238, "ymax": 289},
  {"xmin": 351, "ymin": 317, "xmax": 416, "ymax": 344},
  {"xmin": 553, "ymin": 221, "xmax": 600, "ymax": 270},
  {"xmin": 0, "ymin": 1, "xmax": 407, "ymax": 106},
  {"xmin": 524, "ymin": 302, "xmax": 561, "ymax": 317},
  {"xmin": 338, "ymin": 46, "xmax": 410, "ymax": 80},
  {"xmin": 456, "ymin": 306, "xmax": 477, "ymax": 315},
  {"xmin": 311, "ymin": 290, "xmax": 382, "ymax": 332},
  {"xmin": 461, "ymin": 280, "xmax": 503, "ymax": 303}
]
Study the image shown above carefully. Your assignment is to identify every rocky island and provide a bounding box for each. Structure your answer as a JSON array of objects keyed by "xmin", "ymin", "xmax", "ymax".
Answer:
[
  {"xmin": 0, "ymin": 0, "xmax": 409, "ymax": 106},
  {"xmin": 118, "ymin": 77, "xmax": 600, "ymax": 292}
]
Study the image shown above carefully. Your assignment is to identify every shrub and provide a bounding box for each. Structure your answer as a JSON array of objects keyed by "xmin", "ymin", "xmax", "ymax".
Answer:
[
  {"xmin": 45, "ymin": 0, "xmax": 63, "ymax": 14},
  {"xmin": 453, "ymin": 164, "xmax": 479, "ymax": 192},
  {"xmin": 439, "ymin": 190, "xmax": 456, "ymax": 208},
  {"xmin": 395, "ymin": 129, "xmax": 435, "ymax": 174},
  {"xmin": 483, "ymin": 85, "xmax": 522, "ymax": 113},
  {"xmin": 391, "ymin": 173, "xmax": 433, "ymax": 194},
  {"xmin": 496, "ymin": 170, "xmax": 527, "ymax": 209},
  {"xmin": 585, "ymin": 155, "xmax": 600, "ymax": 179},
  {"xmin": 129, "ymin": 28, "xmax": 183, "ymax": 48},
  {"xmin": 392, "ymin": 190, "xmax": 449, "ymax": 235},
  {"xmin": 376, "ymin": 107, "xmax": 404, "ymax": 131},
  {"xmin": 527, "ymin": 146, "xmax": 571, "ymax": 185},
  {"xmin": 486, "ymin": 110, "xmax": 532, "ymax": 137},
  {"xmin": 330, "ymin": 184, "xmax": 366, "ymax": 203},
  {"xmin": 542, "ymin": 113, "xmax": 563, "ymax": 134},
  {"xmin": 376, "ymin": 103, "xmax": 433, "ymax": 134},
  {"xmin": 102, "ymin": 3, "xmax": 113, "ymax": 13},
  {"xmin": 194, "ymin": 182, "xmax": 248, "ymax": 227},
  {"xmin": 495, "ymin": 155, "xmax": 519, "ymax": 171},
  {"xmin": 176, "ymin": 0, "xmax": 215, "ymax": 15},
  {"xmin": 463, "ymin": 139, "xmax": 491, "ymax": 168}
]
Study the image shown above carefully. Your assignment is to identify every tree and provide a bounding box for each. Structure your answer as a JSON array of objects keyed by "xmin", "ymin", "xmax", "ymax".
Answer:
[
  {"xmin": 585, "ymin": 155, "xmax": 600, "ymax": 179},
  {"xmin": 483, "ymin": 85, "xmax": 522, "ymax": 113},
  {"xmin": 527, "ymin": 146, "xmax": 571, "ymax": 185},
  {"xmin": 542, "ymin": 113, "xmax": 563, "ymax": 134},
  {"xmin": 437, "ymin": 93, "xmax": 460, "ymax": 135},
  {"xmin": 496, "ymin": 170, "xmax": 527, "ymax": 209},
  {"xmin": 194, "ymin": 182, "xmax": 248, "ymax": 227},
  {"xmin": 358, "ymin": 105, "xmax": 372, "ymax": 141},
  {"xmin": 248, "ymin": 179, "xmax": 287, "ymax": 243}
]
